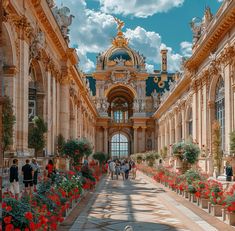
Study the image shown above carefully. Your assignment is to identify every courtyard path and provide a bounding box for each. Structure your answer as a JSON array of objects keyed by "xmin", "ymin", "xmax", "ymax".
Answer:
[{"xmin": 69, "ymin": 172, "xmax": 231, "ymax": 231}]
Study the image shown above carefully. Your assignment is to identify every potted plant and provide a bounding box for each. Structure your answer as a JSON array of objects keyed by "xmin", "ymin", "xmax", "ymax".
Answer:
[
  {"xmin": 28, "ymin": 116, "xmax": 47, "ymax": 158},
  {"xmin": 209, "ymin": 180, "xmax": 224, "ymax": 217},
  {"xmin": 93, "ymin": 151, "xmax": 107, "ymax": 169}
]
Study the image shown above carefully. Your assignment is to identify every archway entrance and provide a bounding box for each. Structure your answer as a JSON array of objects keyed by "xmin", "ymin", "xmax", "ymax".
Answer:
[{"xmin": 110, "ymin": 133, "xmax": 129, "ymax": 159}]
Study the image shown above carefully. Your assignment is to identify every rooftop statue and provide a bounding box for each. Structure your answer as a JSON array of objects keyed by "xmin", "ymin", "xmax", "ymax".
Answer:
[{"xmin": 114, "ymin": 17, "xmax": 125, "ymax": 33}]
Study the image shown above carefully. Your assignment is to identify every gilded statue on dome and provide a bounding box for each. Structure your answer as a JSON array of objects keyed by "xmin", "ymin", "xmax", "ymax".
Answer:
[{"xmin": 114, "ymin": 17, "xmax": 124, "ymax": 33}]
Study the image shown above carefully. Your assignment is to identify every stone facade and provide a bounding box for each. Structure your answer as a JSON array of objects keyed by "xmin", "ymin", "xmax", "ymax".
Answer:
[
  {"xmin": 2, "ymin": 0, "xmax": 97, "ymax": 163},
  {"xmin": 154, "ymin": 0, "xmax": 235, "ymax": 173},
  {"xmin": 2, "ymin": 0, "xmax": 235, "ymax": 175}
]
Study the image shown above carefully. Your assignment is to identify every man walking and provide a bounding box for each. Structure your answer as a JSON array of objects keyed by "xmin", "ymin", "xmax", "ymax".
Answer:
[
  {"xmin": 9, "ymin": 159, "xmax": 20, "ymax": 199},
  {"xmin": 31, "ymin": 158, "xmax": 40, "ymax": 191},
  {"xmin": 22, "ymin": 159, "xmax": 33, "ymax": 195}
]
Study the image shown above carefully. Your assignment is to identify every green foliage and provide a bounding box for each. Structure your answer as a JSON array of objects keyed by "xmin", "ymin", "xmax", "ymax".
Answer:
[
  {"xmin": 188, "ymin": 184, "xmax": 197, "ymax": 194},
  {"xmin": 2, "ymin": 96, "xmax": 15, "ymax": 152},
  {"xmin": 212, "ymin": 120, "xmax": 223, "ymax": 174},
  {"xmin": 57, "ymin": 134, "xmax": 65, "ymax": 156},
  {"xmin": 93, "ymin": 152, "xmax": 107, "ymax": 165},
  {"xmin": 28, "ymin": 116, "xmax": 47, "ymax": 157},
  {"xmin": 146, "ymin": 153, "xmax": 156, "ymax": 167},
  {"xmin": 2, "ymin": 195, "xmax": 35, "ymax": 229},
  {"xmin": 172, "ymin": 141, "xmax": 200, "ymax": 165},
  {"xmin": 230, "ymin": 131, "xmax": 235, "ymax": 154},
  {"xmin": 184, "ymin": 169, "xmax": 201, "ymax": 185},
  {"xmin": 137, "ymin": 155, "xmax": 143, "ymax": 164},
  {"xmin": 62, "ymin": 138, "xmax": 93, "ymax": 165}
]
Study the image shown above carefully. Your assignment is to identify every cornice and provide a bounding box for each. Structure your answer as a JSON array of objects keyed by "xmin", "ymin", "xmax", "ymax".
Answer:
[{"xmin": 185, "ymin": 2, "xmax": 235, "ymax": 70}]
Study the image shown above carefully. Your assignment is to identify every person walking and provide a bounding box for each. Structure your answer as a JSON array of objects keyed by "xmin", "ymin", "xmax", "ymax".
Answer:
[
  {"xmin": 124, "ymin": 160, "xmax": 130, "ymax": 180},
  {"xmin": 9, "ymin": 159, "xmax": 20, "ymax": 199},
  {"xmin": 45, "ymin": 159, "xmax": 54, "ymax": 178},
  {"xmin": 31, "ymin": 158, "xmax": 40, "ymax": 191},
  {"xmin": 109, "ymin": 160, "xmax": 116, "ymax": 180},
  {"xmin": 226, "ymin": 161, "xmax": 233, "ymax": 181},
  {"xmin": 130, "ymin": 159, "xmax": 137, "ymax": 179},
  {"xmin": 22, "ymin": 159, "xmax": 33, "ymax": 195}
]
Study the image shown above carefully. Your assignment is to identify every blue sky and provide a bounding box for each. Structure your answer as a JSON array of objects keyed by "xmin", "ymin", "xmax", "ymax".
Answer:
[{"xmin": 55, "ymin": 0, "xmax": 222, "ymax": 73}]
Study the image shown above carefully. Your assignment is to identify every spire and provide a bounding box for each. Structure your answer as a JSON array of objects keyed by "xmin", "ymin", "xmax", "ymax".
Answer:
[{"xmin": 112, "ymin": 17, "xmax": 128, "ymax": 47}]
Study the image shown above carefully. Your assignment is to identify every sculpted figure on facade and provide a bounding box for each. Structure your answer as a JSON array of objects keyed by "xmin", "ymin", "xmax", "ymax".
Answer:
[
  {"xmin": 151, "ymin": 89, "xmax": 161, "ymax": 109},
  {"xmin": 52, "ymin": 6, "xmax": 74, "ymax": 40},
  {"xmin": 190, "ymin": 17, "xmax": 202, "ymax": 45},
  {"xmin": 29, "ymin": 30, "xmax": 45, "ymax": 60}
]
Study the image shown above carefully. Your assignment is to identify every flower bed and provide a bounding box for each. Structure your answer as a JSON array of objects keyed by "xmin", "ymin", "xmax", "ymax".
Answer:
[
  {"xmin": 2, "ymin": 164, "xmax": 103, "ymax": 231},
  {"xmin": 137, "ymin": 164, "xmax": 235, "ymax": 225}
]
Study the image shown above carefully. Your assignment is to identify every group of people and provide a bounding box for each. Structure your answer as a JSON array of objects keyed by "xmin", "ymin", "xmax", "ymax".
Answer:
[
  {"xmin": 107, "ymin": 158, "xmax": 136, "ymax": 180},
  {"xmin": 9, "ymin": 158, "xmax": 55, "ymax": 199}
]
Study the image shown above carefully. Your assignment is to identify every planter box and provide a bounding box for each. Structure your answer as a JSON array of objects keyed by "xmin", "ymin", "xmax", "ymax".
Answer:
[
  {"xmin": 200, "ymin": 198, "xmax": 209, "ymax": 209},
  {"xmin": 226, "ymin": 212, "xmax": 235, "ymax": 226},
  {"xmin": 190, "ymin": 193, "xmax": 197, "ymax": 203},
  {"xmin": 184, "ymin": 191, "xmax": 189, "ymax": 199},
  {"xmin": 211, "ymin": 204, "xmax": 222, "ymax": 217}
]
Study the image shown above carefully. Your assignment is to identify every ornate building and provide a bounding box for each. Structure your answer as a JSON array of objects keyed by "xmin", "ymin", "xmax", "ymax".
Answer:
[
  {"xmin": 154, "ymin": 1, "xmax": 235, "ymax": 174},
  {"xmin": 2, "ymin": 0, "xmax": 97, "ymax": 162},
  {"xmin": 87, "ymin": 18, "xmax": 177, "ymax": 159},
  {"xmin": 2, "ymin": 0, "xmax": 235, "ymax": 175}
]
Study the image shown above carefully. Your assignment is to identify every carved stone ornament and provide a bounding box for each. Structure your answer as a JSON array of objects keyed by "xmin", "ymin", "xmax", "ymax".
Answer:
[
  {"xmin": 52, "ymin": 6, "xmax": 74, "ymax": 40},
  {"xmin": 29, "ymin": 29, "xmax": 45, "ymax": 60},
  {"xmin": 110, "ymin": 70, "xmax": 131, "ymax": 84}
]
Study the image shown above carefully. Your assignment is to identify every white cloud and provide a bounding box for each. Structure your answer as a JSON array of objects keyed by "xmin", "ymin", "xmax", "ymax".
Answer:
[
  {"xmin": 100, "ymin": 0, "xmax": 184, "ymax": 18},
  {"xmin": 55, "ymin": 0, "xmax": 184, "ymax": 73},
  {"xmin": 76, "ymin": 49, "xmax": 95, "ymax": 73},
  {"xmin": 125, "ymin": 26, "xmax": 182, "ymax": 72},
  {"xmin": 180, "ymin": 41, "xmax": 192, "ymax": 57}
]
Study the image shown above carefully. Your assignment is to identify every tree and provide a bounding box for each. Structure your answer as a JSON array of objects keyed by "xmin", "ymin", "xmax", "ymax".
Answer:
[
  {"xmin": 28, "ymin": 116, "xmax": 47, "ymax": 158},
  {"xmin": 2, "ymin": 96, "xmax": 15, "ymax": 153},
  {"xmin": 62, "ymin": 138, "xmax": 93, "ymax": 165},
  {"xmin": 93, "ymin": 152, "xmax": 107, "ymax": 166},
  {"xmin": 212, "ymin": 120, "xmax": 223, "ymax": 175},
  {"xmin": 56, "ymin": 134, "xmax": 65, "ymax": 156},
  {"xmin": 230, "ymin": 131, "xmax": 235, "ymax": 154}
]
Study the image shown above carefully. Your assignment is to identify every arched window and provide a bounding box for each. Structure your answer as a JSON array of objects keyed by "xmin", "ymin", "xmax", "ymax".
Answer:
[
  {"xmin": 215, "ymin": 77, "xmax": 225, "ymax": 150},
  {"xmin": 111, "ymin": 98, "xmax": 129, "ymax": 123},
  {"xmin": 111, "ymin": 133, "xmax": 128, "ymax": 158},
  {"xmin": 28, "ymin": 66, "xmax": 37, "ymax": 122}
]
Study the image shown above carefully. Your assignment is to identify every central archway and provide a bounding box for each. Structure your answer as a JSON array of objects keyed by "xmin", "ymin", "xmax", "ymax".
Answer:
[{"xmin": 110, "ymin": 133, "xmax": 129, "ymax": 159}]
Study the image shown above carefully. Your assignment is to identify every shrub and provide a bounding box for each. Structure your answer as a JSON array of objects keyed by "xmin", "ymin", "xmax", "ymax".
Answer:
[
  {"xmin": 137, "ymin": 155, "xmax": 143, "ymax": 164},
  {"xmin": 28, "ymin": 116, "xmax": 47, "ymax": 157},
  {"xmin": 93, "ymin": 152, "xmax": 107, "ymax": 165},
  {"xmin": 2, "ymin": 96, "xmax": 15, "ymax": 153}
]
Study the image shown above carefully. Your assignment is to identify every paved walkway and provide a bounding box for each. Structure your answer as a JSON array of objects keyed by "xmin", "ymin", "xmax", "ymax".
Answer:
[{"xmin": 69, "ymin": 172, "xmax": 233, "ymax": 231}]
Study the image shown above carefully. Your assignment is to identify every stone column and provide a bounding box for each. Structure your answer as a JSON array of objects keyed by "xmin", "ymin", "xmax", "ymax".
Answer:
[
  {"xmin": 60, "ymin": 83, "xmax": 69, "ymax": 140},
  {"xmin": 224, "ymin": 64, "xmax": 231, "ymax": 154},
  {"xmin": 174, "ymin": 113, "xmax": 178, "ymax": 142},
  {"xmin": 192, "ymin": 89, "xmax": 197, "ymax": 141},
  {"xmin": 15, "ymin": 32, "xmax": 29, "ymax": 154},
  {"xmin": 46, "ymin": 71, "xmax": 52, "ymax": 155},
  {"xmin": 182, "ymin": 109, "xmax": 185, "ymax": 141},
  {"xmin": 198, "ymin": 87, "xmax": 202, "ymax": 146},
  {"xmin": 202, "ymin": 84, "xmax": 207, "ymax": 147},
  {"xmin": 133, "ymin": 127, "xmax": 138, "ymax": 153},
  {"xmin": 141, "ymin": 127, "xmax": 146, "ymax": 152},
  {"xmin": 104, "ymin": 127, "xmax": 108, "ymax": 154},
  {"xmin": 52, "ymin": 77, "xmax": 56, "ymax": 154}
]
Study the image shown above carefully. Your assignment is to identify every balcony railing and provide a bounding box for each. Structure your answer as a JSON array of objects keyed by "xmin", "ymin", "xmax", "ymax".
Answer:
[{"xmin": 109, "ymin": 119, "xmax": 133, "ymax": 126}]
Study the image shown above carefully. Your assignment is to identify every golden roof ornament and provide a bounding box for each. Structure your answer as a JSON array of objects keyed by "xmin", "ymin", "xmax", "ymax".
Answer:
[{"xmin": 112, "ymin": 16, "xmax": 128, "ymax": 47}]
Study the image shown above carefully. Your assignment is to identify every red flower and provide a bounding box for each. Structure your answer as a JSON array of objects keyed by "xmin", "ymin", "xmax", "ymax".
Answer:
[
  {"xmin": 4, "ymin": 216, "xmax": 12, "ymax": 224},
  {"xmin": 29, "ymin": 222, "xmax": 36, "ymax": 231},
  {"xmin": 2, "ymin": 202, "xmax": 7, "ymax": 209},
  {"xmin": 50, "ymin": 223, "xmax": 57, "ymax": 230},
  {"xmin": 24, "ymin": 228, "xmax": 30, "ymax": 231},
  {"xmin": 24, "ymin": 212, "xmax": 33, "ymax": 221},
  {"xmin": 5, "ymin": 206, "xmax": 12, "ymax": 212},
  {"xmin": 14, "ymin": 229, "xmax": 21, "ymax": 231},
  {"xmin": 5, "ymin": 224, "xmax": 14, "ymax": 231}
]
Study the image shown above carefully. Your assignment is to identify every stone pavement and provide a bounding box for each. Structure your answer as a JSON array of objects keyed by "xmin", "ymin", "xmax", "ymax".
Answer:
[{"xmin": 69, "ymin": 172, "xmax": 230, "ymax": 231}]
